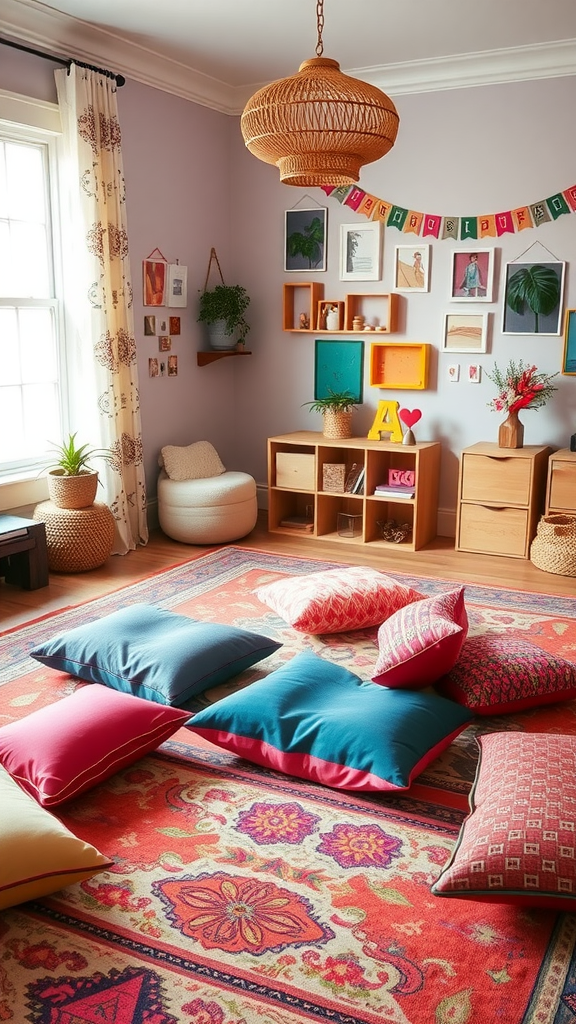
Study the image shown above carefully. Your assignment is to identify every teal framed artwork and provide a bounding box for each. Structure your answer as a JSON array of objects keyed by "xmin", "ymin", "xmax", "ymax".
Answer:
[
  {"xmin": 562, "ymin": 309, "xmax": 576, "ymax": 375},
  {"xmin": 314, "ymin": 340, "xmax": 364, "ymax": 402}
]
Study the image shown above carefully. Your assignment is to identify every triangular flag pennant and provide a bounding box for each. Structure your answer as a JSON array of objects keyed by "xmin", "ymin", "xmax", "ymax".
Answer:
[
  {"xmin": 530, "ymin": 201, "xmax": 551, "ymax": 227},
  {"xmin": 460, "ymin": 217, "xmax": 478, "ymax": 240},
  {"xmin": 330, "ymin": 185, "xmax": 354, "ymax": 203},
  {"xmin": 442, "ymin": 217, "xmax": 459, "ymax": 240},
  {"xmin": 320, "ymin": 185, "xmax": 336, "ymax": 195},
  {"xmin": 479, "ymin": 215, "xmax": 497, "ymax": 238},
  {"xmin": 495, "ymin": 211, "xmax": 514, "ymax": 236},
  {"xmin": 512, "ymin": 206, "xmax": 533, "ymax": 231},
  {"xmin": 403, "ymin": 211, "xmax": 423, "ymax": 235},
  {"xmin": 387, "ymin": 206, "xmax": 408, "ymax": 230},
  {"xmin": 357, "ymin": 193, "xmax": 378, "ymax": 218},
  {"xmin": 372, "ymin": 200, "xmax": 392, "ymax": 222},
  {"xmin": 546, "ymin": 193, "xmax": 570, "ymax": 219},
  {"xmin": 344, "ymin": 187, "xmax": 366, "ymax": 211},
  {"xmin": 422, "ymin": 214, "xmax": 441, "ymax": 238},
  {"xmin": 562, "ymin": 185, "xmax": 576, "ymax": 211}
]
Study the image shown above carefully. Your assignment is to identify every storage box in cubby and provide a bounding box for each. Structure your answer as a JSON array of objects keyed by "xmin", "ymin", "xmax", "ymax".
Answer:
[{"xmin": 276, "ymin": 452, "xmax": 315, "ymax": 490}]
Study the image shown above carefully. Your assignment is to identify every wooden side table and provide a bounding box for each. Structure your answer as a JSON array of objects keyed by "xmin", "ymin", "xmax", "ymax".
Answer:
[
  {"xmin": 0, "ymin": 515, "xmax": 49, "ymax": 589},
  {"xmin": 33, "ymin": 502, "xmax": 115, "ymax": 573}
]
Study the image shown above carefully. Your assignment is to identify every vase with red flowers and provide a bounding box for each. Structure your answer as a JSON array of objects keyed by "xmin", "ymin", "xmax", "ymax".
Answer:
[{"xmin": 486, "ymin": 360, "xmax": 558, "ymax": 449}]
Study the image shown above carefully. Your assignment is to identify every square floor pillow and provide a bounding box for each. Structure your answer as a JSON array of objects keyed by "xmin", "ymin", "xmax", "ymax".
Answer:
[
  {"xmin": 254, "ymin": 565, "xmax": 423, "ymax": 634},
  {"xmin": 188, "ymin": 652, "xmax": 474, "ymax": 792},
  {"xmin": 372, "ymin": 587, "xmax": 468, "ymax": 689},
  {"xmin": 29, "ymin": 603, "xmax": 281, "ymax": 706},
  {"xmin": 0, "ymin": 765, "xmax": 112, "ymax": 910},
  {"xmin": 432, "ymin": 732, "xmax": 576, "ymax": 910},
  {"xmin": 435, "ymin": 634, "xmax": 576, "ymax": 714},
  {"xmin": 0, "ymin": 685, "xmax": 190, "ymax": 807},
  {"xmin": 160, "ymin": 440, "xmax": 225, "ymax": 481}
]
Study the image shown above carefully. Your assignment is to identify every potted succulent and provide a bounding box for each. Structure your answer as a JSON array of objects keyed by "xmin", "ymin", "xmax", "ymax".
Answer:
[
  {"xmin": 303, "ymin": 389, "xmax": 358, "ymax": 439},
  {"xmin": 197, "ymin": 283, "xmax": 251, "ymax": 351},
  {"xmin": 45, "ymin": 433, "xmax": 114, "ymax": 509}
]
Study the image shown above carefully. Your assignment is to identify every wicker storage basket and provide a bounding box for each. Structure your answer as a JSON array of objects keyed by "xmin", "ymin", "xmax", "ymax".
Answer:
[
  {"xmin": 47, "ymin": 470, "xmax": 99, "ymax": 509},
  {"xmin": 322, "ymin": 410, "xmax": 353, "ymax": 439},
  {"xmin": 33, "ymin": 501, "xmax": 115, "ymax": 572},
  {"xmin": 530, "ymin": 514, "xmax": 576, "ymax": 577}
]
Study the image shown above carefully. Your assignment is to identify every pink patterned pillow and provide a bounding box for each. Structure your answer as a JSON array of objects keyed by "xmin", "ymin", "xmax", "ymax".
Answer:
[
  {"xmin": 435, "ymin": 635, "xmax": 576, "ymax": 714},
  {"xmin": 254, "ymin": 566, "xmax": 423, "ymax": 635},
  {"xmin": 432, "ymin": 732, "xmax": 576, "ymax": 910},
  {"xmin": 372, "ymin": 587, "xmax": 468, "ymax": 688}
]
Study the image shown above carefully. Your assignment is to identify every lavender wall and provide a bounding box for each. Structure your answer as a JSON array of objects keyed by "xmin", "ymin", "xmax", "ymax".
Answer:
[{"xmin": 2, "ymin": 47, "xmax": 575, "ymax": 529}]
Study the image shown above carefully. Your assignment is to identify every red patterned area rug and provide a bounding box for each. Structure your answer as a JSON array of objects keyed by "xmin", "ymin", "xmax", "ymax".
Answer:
[{"xmin": 1, "ymin": 546, "xmax": 576, "ymax": 1024}]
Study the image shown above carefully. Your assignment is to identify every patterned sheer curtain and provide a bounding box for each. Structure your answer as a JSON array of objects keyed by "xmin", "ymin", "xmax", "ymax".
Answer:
[{"xmin": 54, "ymin": 64, "xmax": 148, "ymax": 553}]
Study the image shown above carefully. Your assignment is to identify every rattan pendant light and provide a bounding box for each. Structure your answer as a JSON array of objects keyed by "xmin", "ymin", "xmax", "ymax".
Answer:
[{"xmin": 240, "ymin": 0, "xmax": 399, "ymax": 187}]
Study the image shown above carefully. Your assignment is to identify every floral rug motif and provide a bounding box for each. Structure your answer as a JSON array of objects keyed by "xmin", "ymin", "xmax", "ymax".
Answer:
[{"xmin": 1, "ymin": 546, "xmax": 576, "ymax": 1024}]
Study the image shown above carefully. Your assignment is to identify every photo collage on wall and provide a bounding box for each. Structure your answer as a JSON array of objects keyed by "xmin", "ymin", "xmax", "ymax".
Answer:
[{"xmin": 142, "ymin": 250, "xmax": 187, "ymax": 378}]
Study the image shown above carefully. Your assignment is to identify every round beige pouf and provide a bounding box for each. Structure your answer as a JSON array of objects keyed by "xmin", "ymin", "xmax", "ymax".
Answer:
[
  {"xmin": 33, "ymin": 501, "xmax": 115, "ymax": 572},
  {"xmin": 157, "ymin": 469, "xmax": 258, "ymax": 544}
]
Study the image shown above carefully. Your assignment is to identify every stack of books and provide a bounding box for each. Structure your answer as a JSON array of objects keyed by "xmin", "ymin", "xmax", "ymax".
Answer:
[
  {"xmin": 280, "ymin": 515, "xmax": 314, "ymax": 532},
  {"xmin": 373, "ymin": 482, "xmax": 415, "ymax": 499}
]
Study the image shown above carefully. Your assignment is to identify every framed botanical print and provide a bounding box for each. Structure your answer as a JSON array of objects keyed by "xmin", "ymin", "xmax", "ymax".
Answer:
[
  {"xmin": 284, "ymin": 208, "xmax": 327, "ymax": 272},
  {"xmin": 339, "ymin": 222, "xmax": 382, "ymax": 282},
  {"xmin": 502, "ymin": 260, "xmax": 565, "ymax": 335},
  {"xmin": 450, "ymin": 248, "xmax": 494, "ymax": 302}
]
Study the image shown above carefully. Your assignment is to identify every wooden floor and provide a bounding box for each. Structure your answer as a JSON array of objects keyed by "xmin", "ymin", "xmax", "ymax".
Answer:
[{"xmin": 1, "ymin": 512, "xmax": 574, "ymax": 632}]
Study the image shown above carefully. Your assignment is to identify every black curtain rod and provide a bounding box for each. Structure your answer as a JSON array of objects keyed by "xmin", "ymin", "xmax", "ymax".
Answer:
[{"xmin": 0, "ymin": 36, "xmax": 125, "ymax": 86}]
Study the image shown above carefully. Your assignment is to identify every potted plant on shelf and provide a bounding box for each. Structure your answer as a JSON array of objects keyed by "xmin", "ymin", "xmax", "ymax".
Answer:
[
  {"xmin": 197, "ymin": 283, "xmax": 251, "ymax": 351},
  {"xmin": 45, "ymin": 433, "xmax": 114, "ymax": 509},
  {"xmin": 303, "ymin": 390, "xmax": 358, "ymax": 439}
]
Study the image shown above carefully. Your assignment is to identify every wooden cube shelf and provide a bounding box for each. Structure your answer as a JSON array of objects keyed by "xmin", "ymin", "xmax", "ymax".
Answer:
[
  {"xmin": 282, "ymin": 282, "xmax": 400, "ymax": 335},
  {"xmin": 369, "ymin": 342, "xmax": 430, "ymax": 389},
  {"xmin": 317, "ymin": 300, "xmax": 345, "ymax": 332},
  {"xmin": 283, "ymin": 282, "xmax": 324, "ymax": 332},
  {"xmin": 344, "ymin": 293, "xmax": 399, "ymax": 333}
]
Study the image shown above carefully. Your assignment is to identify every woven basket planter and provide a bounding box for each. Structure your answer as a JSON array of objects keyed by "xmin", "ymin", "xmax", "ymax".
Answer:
[
  {"xmin": 322, "ymin": 410, "xmax": 353, "ymax": 439},
  {"xmin": 530, "ymin": 514, "xmax": 576, "ymax": 577},
  {"xmin": 47, "ymin": 470, "xmax": 99, "ymax": 509}
]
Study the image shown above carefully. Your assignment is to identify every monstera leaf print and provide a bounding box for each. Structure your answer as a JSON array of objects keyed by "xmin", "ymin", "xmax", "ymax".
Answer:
[{"xmin": 506, "ymin": 264, "xmax": 560, "ymax": 333}]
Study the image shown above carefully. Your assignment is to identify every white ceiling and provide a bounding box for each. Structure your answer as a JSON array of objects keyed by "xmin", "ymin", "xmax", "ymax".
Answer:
[{"xmin": 2, "ymin": 0, "xmax": 576, "ymax": 114}]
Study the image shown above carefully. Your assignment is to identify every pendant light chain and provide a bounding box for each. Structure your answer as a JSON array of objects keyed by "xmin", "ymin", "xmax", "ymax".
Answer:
[{"xmin": 315, "ymin": 0, "xmax": 324, "ymax": 57}]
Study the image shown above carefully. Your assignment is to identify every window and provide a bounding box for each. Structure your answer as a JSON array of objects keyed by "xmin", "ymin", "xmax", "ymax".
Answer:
[{"xmin": 0, "ymin": 118, "xmax": 65, "ymax": 478}]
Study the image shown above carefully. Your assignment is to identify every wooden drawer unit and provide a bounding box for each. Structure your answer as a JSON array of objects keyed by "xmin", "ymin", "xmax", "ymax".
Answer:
[
  {"xmin": 546, "ymin": 449, "xmax": 576, "ymax": 514},
  {"xmin": 456, "ymin": 442, "xmax": 551, "ymax": 558}
]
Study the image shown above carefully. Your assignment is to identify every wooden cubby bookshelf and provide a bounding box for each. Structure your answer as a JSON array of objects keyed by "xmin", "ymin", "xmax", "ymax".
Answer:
[
  {"xmin": 282, "ymin": 282, "xmax": 400, "ymax": 334},
  {"xmin": 268, "ymin": 431, "xmax": 441, "ymax": 551}
]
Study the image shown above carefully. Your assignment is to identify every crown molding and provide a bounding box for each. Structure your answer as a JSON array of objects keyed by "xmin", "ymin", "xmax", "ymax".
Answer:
[{"xmin": 2, "ymin": 0, "xmax": 576, "ymax": 116}]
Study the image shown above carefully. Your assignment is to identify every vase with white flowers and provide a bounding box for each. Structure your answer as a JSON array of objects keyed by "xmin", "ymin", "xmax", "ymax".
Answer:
[{"xmin": 486, "ymin": 360, "xmax": 558, "ymax": 449}]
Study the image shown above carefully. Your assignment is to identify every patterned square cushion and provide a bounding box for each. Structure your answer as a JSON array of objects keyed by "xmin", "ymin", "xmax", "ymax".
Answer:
[
  {"xmin": 432, "ymin": 732, "xmax": 576, "ymax": 910},
  {"xmin": 30, "ymin": 604, "xmax": 281, "ymax": 706},
  {"xmin": 0, "ymin": 685, "xmax": 190, "ymax": 807},
  {"xmin": 160, "ymin": 440, "xmax": 225, "ymax": 481},
  {"xmin": 372, "ymin": 587, "xmax": 468, "ymax": 688},
  {"xmin": 254, "ymin": 566, "xmax": 423, "ymax": 634},
  {"xmin": 435, "ymin": 635, "xmax": 576, "ymax": 714},
  {"xmin": 188, "ymin": 651, "xmax": 474, "ymax": 792},
  {"xmin": 0, "ymin": 765, "xmax": 111, "ymax": 910}
]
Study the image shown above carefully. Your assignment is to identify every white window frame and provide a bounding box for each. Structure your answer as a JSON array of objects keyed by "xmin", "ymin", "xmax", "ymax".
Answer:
[{"xmin": 0, "ymin": 90, "xmax": 69, "ymax": 511}]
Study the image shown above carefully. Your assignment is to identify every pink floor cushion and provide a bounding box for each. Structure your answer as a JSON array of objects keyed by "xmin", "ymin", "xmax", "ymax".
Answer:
[
  {"xmin": 432, "ymin": 732, "xmax": 576, "ymax": 910},
  {"xmin": 435, "ymin": 634, "xmax": 576, "ymax": 714}
]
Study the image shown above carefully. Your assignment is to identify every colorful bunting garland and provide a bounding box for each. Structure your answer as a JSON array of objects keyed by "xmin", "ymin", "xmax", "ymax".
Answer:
[{"xmin": 321, "ymin": 183, "xmax": 576, "ymax": 240}]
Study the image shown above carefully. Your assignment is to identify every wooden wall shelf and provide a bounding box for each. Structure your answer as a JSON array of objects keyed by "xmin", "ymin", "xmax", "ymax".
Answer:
[
  {"xmin": 369, "ymin": 342, "xmax": 430, "ymax": 389},
  {"xmin": 283, "ymin": 281, "xmax": 400, "ymax": 335},
  {"xmin": 197, "ymin": 351, "xmax": 252, "ymax": 366}
]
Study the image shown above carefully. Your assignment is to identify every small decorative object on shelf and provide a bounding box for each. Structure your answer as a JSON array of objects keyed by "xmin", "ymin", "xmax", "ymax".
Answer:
[
  {"xmin": 486, "ymin": 360, "xmax": 558, "ymax": 450},
  {"xmin": 299, "ymin": 312, "xmax": 310, "ymax": 329},
  {"xmin": 399, "ymin": 408, "xmax": 422, "ymax": 446},
  {"xmin": 377, "ymin": 519, "xmax": 412, "ymax": 543}
]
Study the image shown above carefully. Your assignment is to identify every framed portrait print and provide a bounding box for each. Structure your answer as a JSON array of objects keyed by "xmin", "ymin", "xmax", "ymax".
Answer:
[
  {"xmin": 442, "ymin": 312, "xmax": 488, "ymax": 353},
  {"xmin": 394, "ymin": 244, "xmax": 430, "ymax": 292},
  {"xmin": 562, "ymin": 309, "xmax": 576, "ymax": 375},
  {"xmin": 502, "ymin": 260, "xmax": 565, "ymax": 335},
  {"xmin": 284, "ymin": 208, "xmax": 327, "ymax": 272},
  {"xmin": 339, "ymin": 222, "xmax": 382, "ymax": 282},
  {"xmin": 450, "ymin": 248, "xmax": 494, "ymax": 301},
  {"xmin": 314, "ymin": 340, "xmax": 364, "ymax": 403},
  {"xmin": 166, "ymin": 264, "xmax": 188, "ymax": 308}
]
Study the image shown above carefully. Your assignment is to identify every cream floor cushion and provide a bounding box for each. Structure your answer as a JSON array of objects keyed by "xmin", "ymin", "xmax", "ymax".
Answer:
[{"xmin": 157, "ymin": 468, "xmax": 257, "ymax": 544}]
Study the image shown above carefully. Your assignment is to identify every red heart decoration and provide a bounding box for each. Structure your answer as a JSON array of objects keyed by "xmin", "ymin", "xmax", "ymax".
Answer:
[{"xmin": 399, "ymin": 408, "xmax": 422, "ymax": 429}]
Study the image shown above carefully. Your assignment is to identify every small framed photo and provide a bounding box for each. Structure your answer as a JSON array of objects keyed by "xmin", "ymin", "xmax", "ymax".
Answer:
[
  {"xmin": 339, "ymin": 222, "xmax": 382, "ymax": 281},
  {"xmin": 143, "ymin": 260, "xmax": 166, "ymax": 307},
  {"xmin": 502, "ymin": 260, "xmax": 565, "ymax": 335},
  {"xmin": 450, "ymin": 249, "xmax": 494, "ymax": 301},
  {"xmin": 442, "ymin": 312, "xmax": 488, "ymax": 353},
  {"xmin": 468, "ymin": 363, "xmax": 482, "ymax": 383},
  {"xmin": 167, "ymin": 354, "xmax": 178, "ymax": 376},
  {"xmin": 562, "ymin": 309, "xmax": 576, "ymax": 375},
  {"xmin": 285, "ymin": 207, "xmax": 327, "ymax": 272},
  {"xmin": 447, "ymin": 363, "xmax": 460, "ymax": 382},
  {"xmin": 144, "ymin": 314, "xmax": 156, "ymax": 335},
  {"xmin": 158, "ymin": 335, "xmax": 171, "ymax": 352},
  {"xmin": 148, "ymin": 357, "xmax": 159, "ymax": 377},
  {"xmin": 167, "ymin": 264, "xmax": 188, "ymax": 308},
  {"xmin": 394, "ymin": 244, "xmax": 430, "ymax": 292},
  {"xmin": 169, "ymin": 316, "xmax": 181, "ymax": 335}
]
